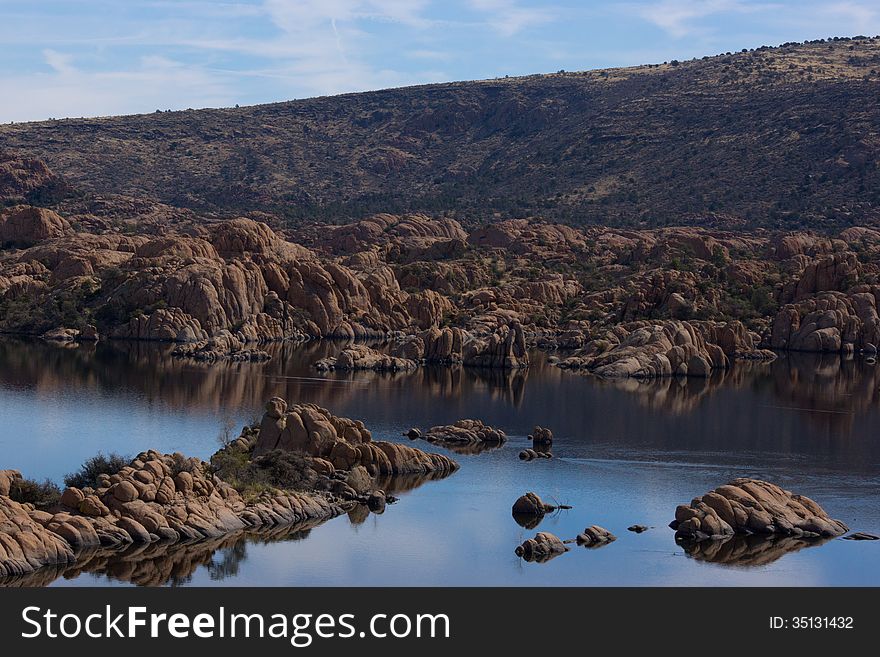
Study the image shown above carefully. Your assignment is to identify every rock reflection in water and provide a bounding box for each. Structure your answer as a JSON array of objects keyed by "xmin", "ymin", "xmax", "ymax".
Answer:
[
  {"xmin": 591, "ymin": 352, "xmax": 879, "ymax": 431},
  {"xmin": 0, "ymin": 518, "xmax": 326, "ymax": 588},
  {"xmin": 0, "ymin": 338, "xmax": 531, "ymax": 414},
  {"xmin": 678, "ymin": 533, "xmax": 833, "ymax": 567},
  {"xmin": 0, "ymin": 468, "xmax": 457, "ymax": 587}
]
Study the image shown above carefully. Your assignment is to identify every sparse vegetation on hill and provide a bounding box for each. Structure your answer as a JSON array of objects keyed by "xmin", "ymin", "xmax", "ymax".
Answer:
[{"xmin": 1, "ymin": 37, "xmax": 879, "ymax": 230}]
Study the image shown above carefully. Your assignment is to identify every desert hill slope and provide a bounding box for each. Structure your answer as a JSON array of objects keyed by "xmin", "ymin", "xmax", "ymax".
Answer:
[{"xmin": 1, "ymin": 37, "xmax": 879, "ymax": 230}]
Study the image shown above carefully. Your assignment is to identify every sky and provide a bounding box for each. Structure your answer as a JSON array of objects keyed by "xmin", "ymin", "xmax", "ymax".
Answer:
[{"xmin": 1, "ymin": 0, "xmax": 879, "ymax": 123}]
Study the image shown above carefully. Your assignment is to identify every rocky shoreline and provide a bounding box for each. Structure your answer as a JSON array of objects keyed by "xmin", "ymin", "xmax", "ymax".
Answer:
[
  {"xmin": 0, "ymin": 399, "xmax": 458, "ymax": 581},
  {"xmin": 3, "ymin": 199, "xmax": 880, "ymax": 377}
]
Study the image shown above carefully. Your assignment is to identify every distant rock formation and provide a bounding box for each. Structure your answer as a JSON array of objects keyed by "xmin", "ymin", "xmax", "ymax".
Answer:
[
  {"xmin": 314, "ymin": 343, "xmax": 418, "ymax": 372},
  {"xmin": 559, "ymin": 320, "xmax": 774, "ymax": 378}
]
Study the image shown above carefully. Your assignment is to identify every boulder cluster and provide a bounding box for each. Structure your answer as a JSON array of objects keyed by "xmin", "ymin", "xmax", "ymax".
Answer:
[
  {"xmin": 514, "ymin": 532, "xmax": 568, "ymax": 563},
  {"xmin": 559, "ymin": 320, "xmax": 775, "ymax": 379},
  {"xmin": 417, "ymin": 420, "xmax": 507, "ymax": 449},
  {"xmin": 0, "ymin": 456, "xmax": 346, "ymax": 579},
  {"xmin": 1, "ymin": 398, "xmax": 459, "ymax": 581},
  {"xmin": 671, "ymin": 478, "xmax": 849, "ymax": 541},
  {"xmin": 253, "ymin": 398, "xmax": 458, "ymax": 476}
]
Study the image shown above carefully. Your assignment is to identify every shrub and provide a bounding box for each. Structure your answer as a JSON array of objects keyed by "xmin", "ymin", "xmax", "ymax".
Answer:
[
  {"xmin": 210, "ymin": 448, "xmax": 317, "ymax": 499},
  {"xmin": 64, "ymin": 452, "xmax": 131, "ymax": 490},
  {"xmin": 9, "ymin": 477, "xmax": 62, "ymax": 508}
]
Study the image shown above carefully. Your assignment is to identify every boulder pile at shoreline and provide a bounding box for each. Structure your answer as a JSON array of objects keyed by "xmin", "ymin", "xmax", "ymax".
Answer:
[{"xmin": 0, "ymin": 398, "xmax": 459, "ymax": 580}]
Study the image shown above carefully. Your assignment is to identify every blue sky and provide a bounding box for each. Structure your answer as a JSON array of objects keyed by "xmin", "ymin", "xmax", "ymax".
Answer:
[{"xmin": 1, "ymin": 0, "xmax": 879, "ymax": 122}]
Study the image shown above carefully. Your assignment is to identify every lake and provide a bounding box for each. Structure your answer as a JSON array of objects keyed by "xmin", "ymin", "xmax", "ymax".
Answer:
[{"xmin": 0, "ymin": 337, "xmax": 878, "ymax": 586}]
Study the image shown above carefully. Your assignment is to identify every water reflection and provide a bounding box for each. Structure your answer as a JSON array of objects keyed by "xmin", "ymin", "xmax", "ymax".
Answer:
[
  {"xmin": 1, "ymin": 337, "xmax": 879, "ymax": 586},
  {"xmin": 0, "ymin": 519, "xmax": 325, "ymax": 588},
  {"xmin": 0, "ymin": 339, "xmax": 875, "ymax": 425},
  {"xmin": 678, "ymin": 534, "xmax": 834, "ymax": 567}
]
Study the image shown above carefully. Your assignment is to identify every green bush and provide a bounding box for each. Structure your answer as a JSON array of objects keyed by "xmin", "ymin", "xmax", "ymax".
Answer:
[
  {"xmin": 210, "ymin": 448, "xmax": 317, "ymax": 499},
  {"xmin": 9, "ymin": 478, "xmax": 62, "ymax": 509},
  {"xmin": 64, "ymin": 453, "xmax": 131, "ymax": 490}
]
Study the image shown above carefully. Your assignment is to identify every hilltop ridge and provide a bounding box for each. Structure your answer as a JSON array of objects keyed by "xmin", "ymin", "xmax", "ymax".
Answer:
[{"xmin": 1, "ymin": 36, "xmax": 880, "ymax": 230}]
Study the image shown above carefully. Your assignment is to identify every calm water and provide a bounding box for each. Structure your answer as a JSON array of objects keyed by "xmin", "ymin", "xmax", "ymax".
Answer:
[{"xmin": 0, "ymin": 338, "xmax": 878, "ymax": 587}]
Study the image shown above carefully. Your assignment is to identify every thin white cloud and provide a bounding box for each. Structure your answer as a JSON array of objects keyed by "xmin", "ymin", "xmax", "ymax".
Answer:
[
  {"xmin": 42, "ymin": 49, "xmax": 75, "ymax": 74},
  {"xmin": 1, "ymin": 53, "xmax": 234, "ymax": 122},
  {"xmin": 635, "ymin": 0, "xmax": 774, "ymax": 39},
  {"xmin": 468, "ymin": 0, "xmax": 556, "ymax": 37}
]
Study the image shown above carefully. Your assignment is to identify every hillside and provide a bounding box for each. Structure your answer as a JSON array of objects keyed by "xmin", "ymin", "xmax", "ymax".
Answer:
[{"xmin": 2, "ymin": 36, "xmax": 880, "ymax": 230}]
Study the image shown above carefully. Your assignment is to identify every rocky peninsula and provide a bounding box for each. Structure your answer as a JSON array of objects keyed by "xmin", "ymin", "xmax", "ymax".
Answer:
[{"xmin": 0, "ymin": 399, "xmax": 457, "ymax": 580}]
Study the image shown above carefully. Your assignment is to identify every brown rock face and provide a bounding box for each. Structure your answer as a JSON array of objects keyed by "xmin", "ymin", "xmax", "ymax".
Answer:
[
  {"xmin": 789, "ymin": 253, "xmax": 861, "ymax": 301},
  {"xmin": 0, "ymin": 471, "xmax": 77, "ymax": 578},
  {"xmin": 771, "ymin": 290, "xmax": 880, "ymax": 352},
  {"xmin": 252, "ymin": 398, "xmax": 458, "ymax": 477},
  {"xmin": 0, "ymin": 152, "xmax": 57, "ymax": 200},
  {"xmin": 116, "ymin": 308, "xmax": 208, "ymax": 342},
  {"xmin": 671, "ymin": 478, "xmax": 849, "ymax": 541},
  {"xmin": 462, "ymin": 322, "xmax": 529, "ymax": 369},
  {"xmin": 0, "ymin": 206, "xmax": 69, "ymax": 246}
]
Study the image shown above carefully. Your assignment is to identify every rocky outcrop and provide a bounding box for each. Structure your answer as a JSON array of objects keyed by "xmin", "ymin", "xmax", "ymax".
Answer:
[
  {"xmin": 771, "ymin": 290, "xmax": 880, "ymax": 353},
  {"xmin": 782, "ymin": 252, "xmax": 861, "ymax": 302},
  {"xmin": 0, "ymin": 206, "xmax": 69, "ymax": 246},
  {"xmin": 419, "ymin": 420, "xmax": 507, "ymax": 449},
  {"xmin": 0, "ymin": 453, "xmax": 348, "ymax": 579},
  {"xmin": 115, "ymin": 308, "xmax": 209, "ymax": 342},
  {"xmin": 575, "ymin": 525, "xmax": 616, "ymax": 547},
  {"xmin": 252, "ymin": 398, "xmax": 458, "ymax": 477},
  {"xmin": 314, "ymin": 344, "xmax": 418, "ymax": 372},
  {"xmin": 559, "ymin": 320, "xmax": 773, "ymax": 378},
  {"xmin": 514, "ymin": 532, "xmax": 568, "ymax": 563},
  {"xmin": 0, "ymin": 152, "xmax": 58, "ymax": 201},
  {"xmin": 462, "ymin": 322, "xmax": 529, "ymax": 369},
  {"xmin": 1, "ymin": 486, "xmax": 77, "ymax": 578},
  {"xmin": 671, "ymin": 478, "xmax": 849, "ymax": 541},
  {"xmin": 528, "ymin": 426, "xmax": 553, "ymax": 447}
]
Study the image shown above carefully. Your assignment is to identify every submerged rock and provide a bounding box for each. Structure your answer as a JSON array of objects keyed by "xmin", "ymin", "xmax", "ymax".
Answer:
[
  {"xmin": 515, "ymin": 532, "xmax": 568, "ymax": 563},
  {"xmin": 576, "ymin": 525, "xmax": 617, "ymax": 547},
  {"xmin": 627, "ymin": 524, "xmax": 650, "ymax": 533},
  {"xmin": 518, "ymin": 448, "xmax": 552, "ymax": 461},
  {"xmin": 842, "ymin": 532, "xmax": 879, "ymax": 541},
  {"xmin": 670, "ymin": 478, "xmax": 849, "ymax": 541},
  {"xmin": 314, "ymin": 344, "xmax": 418, "ymax": 372},
  {"xmin": 511, "ymin": 492, "xmax": 570, "ymax": 528},
  {"xmin": 511, "ymin": 492, "xmax": 553, "ymax": 516},
  {"xmin": 528, "ymin": 426, "xmax": 553, "ymax": 447},
  {"xmin": 421, "ymin": 420, "xmax": 506, "ymax": 449}
]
